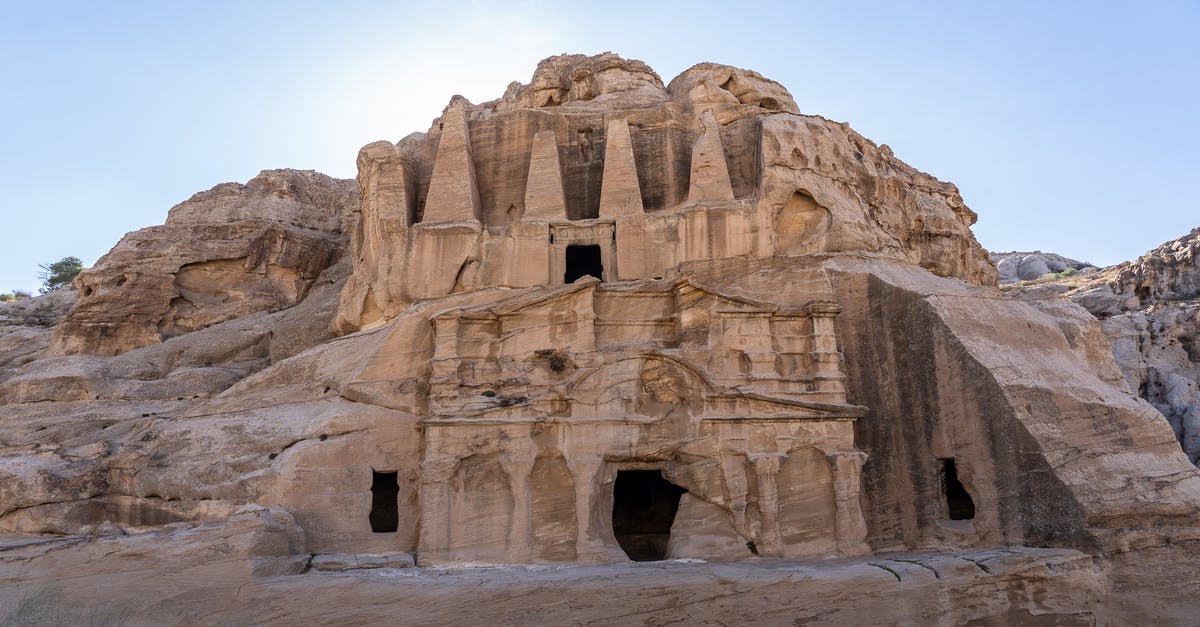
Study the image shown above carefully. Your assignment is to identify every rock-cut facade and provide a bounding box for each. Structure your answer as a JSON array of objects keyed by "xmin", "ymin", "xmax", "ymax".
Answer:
[
  {"xmin": 4, "ymin": 54, "xmax": 1200, "ymax": 622},
  {"xmin": 323, "ymin": 53, "xmax": 998, "ymax": 564}
]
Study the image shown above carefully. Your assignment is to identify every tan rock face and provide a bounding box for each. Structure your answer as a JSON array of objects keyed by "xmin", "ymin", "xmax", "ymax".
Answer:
[
  {"xmin": 508, "ymin": 52, "xmax": 668, "ymax": 109},
  {"xmin": 0, "ymin": 289, "xmax": 75, "ymax": 373},
  {"xmin": 687, "ymin": 111, "xmax": 736, "ymax": 203},
  {"xmin": 1012, "ymin": 227, "xmax": 1200, "ymax": 464},
  {"xmin": 523, "ymin": 130, "xmax": 568, "ymax": 219},
  {"xmin": 336, "ymin": 53, "xmax": 996, "ymax": 330},
  {"xmin": 667, "ymin": 62, "xmax": 800, "ymax": 114},
  {"xmin": 50, "ymin": 169, "xmax": 356, "ymax": 356},
  {"xmin": 1114, "ymin": 227, "xmax": 1200, "ymax": 303},
  {"xmin": 1, "ymin": 53, "xmax": 1199, "ymax": 620}
]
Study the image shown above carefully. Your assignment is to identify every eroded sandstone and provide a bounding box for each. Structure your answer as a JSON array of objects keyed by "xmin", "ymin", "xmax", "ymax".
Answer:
[
  {"xmin": 1006, "ymin": 228, "xmax": 1200, "ymax": 464},
  {"xmin": 50, "ymin": 169, "xmax": 356, "ymax": 357},
  {"xmin": 1, "ymin": 53, "xmax": 1197, "ymax": 623}
]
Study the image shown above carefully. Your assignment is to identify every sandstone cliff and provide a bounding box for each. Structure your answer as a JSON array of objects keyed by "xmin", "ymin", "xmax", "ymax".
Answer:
[
  {"xmin": 1, "ymin": 54, "xmax": 1198, "ymax": 624},
  {"xmin": 49, "ymin": 169, "xmax": 357, "ymax": 357},
  {"xmin": 1006, "ymin": 227, "xmax": 1200, "ymax": 464},
  {"xmin": 336, "ymin": 52, "xmax": 996, "ymax": 331}
]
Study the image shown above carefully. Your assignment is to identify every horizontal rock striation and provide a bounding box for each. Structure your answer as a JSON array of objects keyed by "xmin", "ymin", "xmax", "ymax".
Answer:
[
  {"xmin": 336, "ymin": 53, "xmax": 995, "ymax": 331},
  {"xmin": 0, "ymin": 53, "xmax": 1198, "ymax": 622},
  {"xmin": 1009, "ymin": 227, "xmax": 1200, "ymax": 464},
  {"xmin": 49, "ymin": 169, "xmax": 357, "ymax": 357}
]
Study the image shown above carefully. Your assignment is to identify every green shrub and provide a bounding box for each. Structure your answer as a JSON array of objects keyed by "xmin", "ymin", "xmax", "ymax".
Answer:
[
  {"xmin": 38, "ymin": 257, "xmax": 85, "ymax": 293},
  {"xmin": 0, "ymin": 293, "xmax": 13, "ymax": 303}
]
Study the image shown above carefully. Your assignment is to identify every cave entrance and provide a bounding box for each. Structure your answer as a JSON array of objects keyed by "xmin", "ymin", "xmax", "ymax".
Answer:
[
  {"xmin": 370, "ymin": 470, "xmax": 399, "ymax": 532},
  {"xmin": 611, "ymin": 469, "xmax": 687, "ymax": 561},
  {"xmin": 939, "ymin": 458, "xmax": 975, "ymax": 520},
  {"xmin": 564, "ymin": 244, "xmax": 603, "ymax": 283}
]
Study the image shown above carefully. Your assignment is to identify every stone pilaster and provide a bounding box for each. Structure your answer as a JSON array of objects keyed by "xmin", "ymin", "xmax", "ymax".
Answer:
[
  {"xmin": 567, "ymin": 458, "xmax": 606, "ymax": 559},
  {"xmin": 750, "ymin": 454, "xmax": 784, "ymax": 556},
  {"xmin": 826, "ymin": 450, "xmax": 871, "ymax": 556},
  {"xmin": 807, "ymin": 301, "xmax": 846, "ymax": 396},
  {"xmin": 504, "ymin": 456, "xmax": 536, "ymax": 563},
  {"xmin": 416, "ymin": 449, "xmax": 456, "ymax": 566}
]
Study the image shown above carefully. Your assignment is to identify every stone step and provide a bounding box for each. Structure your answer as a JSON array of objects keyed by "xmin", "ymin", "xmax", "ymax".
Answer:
[{"xmin": 310, "ymin": 552, "xmax": 415, "ymax": 572}]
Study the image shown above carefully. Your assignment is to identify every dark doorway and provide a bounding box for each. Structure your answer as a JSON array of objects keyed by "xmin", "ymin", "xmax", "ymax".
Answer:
[
  {"xmin": 611, "ymin": 469, "xmax": 687, "ymax": 561},
  {"xmin": 370, "ymin": 470, "xmax": 399, "ymax": 532},
  {"xmin": 564, "ymin": 244, "xmax": 603, "ymax": 283},
  {"xmin": 939, "ymin": 458, "xmax": 975, "ymax": 520}
]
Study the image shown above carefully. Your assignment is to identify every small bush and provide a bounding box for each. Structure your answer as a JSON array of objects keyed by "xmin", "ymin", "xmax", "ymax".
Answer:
[
  {"xmin": 38, "ymin": 256, "xmax": 85, "ymax": 293},
  {"xmin": 1050, "ymin": 268, "xmax": 1077, "ymax": 279},
  {"xmin": 12, "ymin": 290, "xmax": 31, "ymax": 300},
  {"xmin": 0, "ymin": 293, "xmax": 13, "ymax": 302}
]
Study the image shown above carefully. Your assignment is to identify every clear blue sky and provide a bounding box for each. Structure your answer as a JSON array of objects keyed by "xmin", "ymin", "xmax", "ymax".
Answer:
[{"xmin": 2, "ymin": 1, "xmax": 1197, "ymax": 292}]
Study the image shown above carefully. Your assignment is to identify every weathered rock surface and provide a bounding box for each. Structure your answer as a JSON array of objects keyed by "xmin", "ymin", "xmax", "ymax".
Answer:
[
  {"xmin": 49, "ymin": 169, "xmax": 357, "ymax": 357},
  {"xmin": 1115, "ymin": 227, "xmax": 1200, "ymax": 304},
  {"xmin": 1008, "ymin": 228, "xmax": 1200, "ymax": 463},
  {"xmin": 1, "ymin": 53, "xmax": 1198, "ymax": 622},
  {"xmin": 990, "ymin": 250, "xmax": 1096, "ymax": 283},
  {"xmin": 505, "ymin": 52, "xmax": 669, "ymax": 109},
  {"xmin": 0, "ymin": 289, "xmax": 76, "ymax": 373},
  {"xmin": 337, "ymin": 53, "xmax": 996, "ymax": 329},
  {"xmin": 0, "ymin": 537, "xmax": 1118, "ymax": 625}
]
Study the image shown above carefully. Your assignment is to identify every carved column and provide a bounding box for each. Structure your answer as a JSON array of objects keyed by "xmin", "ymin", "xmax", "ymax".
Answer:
[
  {"xmin": 504, "ymin": 456, "xmax": 536, "ymax": 563},
  {"xmin": 750, "ymin": 454, "xmax": 784, "ymax": 556},
  {"xmin": 567, "ymin": 457, "xmax": 605, "ymax": 559},
  {"xmin": 416, "ymin": 436, "xmax": 457, "ymax": 565},
  {"xmin": 826, "ymin": 450, "xmax": 871, "ymax": 556},
  {"xmin": 807, "ymin": 302, "xmax": 846, "ymax": 396},
  {"xmin": 428, "ymin": 315, "xmax": 462, "ymax": 415},
  {"xmin": 717, "ymin": 450, "xmax": 752, "ymax": 538}
]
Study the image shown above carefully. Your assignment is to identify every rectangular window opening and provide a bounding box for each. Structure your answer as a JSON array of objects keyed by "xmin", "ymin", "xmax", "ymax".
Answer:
[
  {"xmin": 564, "ymin": 244, "xmax": 604, "ymax": 284},
  {"xmin": 370, "ymin": 470, "xmax": 399, "ymax": 533}
]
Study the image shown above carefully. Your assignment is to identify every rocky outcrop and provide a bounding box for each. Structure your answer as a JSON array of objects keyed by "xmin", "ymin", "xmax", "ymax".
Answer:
[
  {"xmin": 0, "ymin": 289, "xmax": 76, "ymax": 373},
  {"xmin": 503, "ymin": 52, "xmax": 669, "ymax": 109},
  {"xmin": 1, "ymin": 53, "xmax": 1198, "ymax": 622},
  {"xmin": 1009, "ymin": 229, "xmax": 1200, "ymax": 464},
  {"xmin": 666, "ymin": 62, "xmax": 800, "ymax": 114},
  {"xmin": 337, "ymin": 54, "xmax": 996, "ymax": 330},
  {"xmin": 0, "ymin": 539, "xmax": 1111, "ymax": 624},
  {"xmin": 1113, "ymin": 227, "xmax": 1200, "ymax": 304},
  {"xmin": 990, "ymin": 251, "xmax": 1097, "ymax": 283},
  {"xmin": 1108, "ymin": 302, "xmax": 1200, "ymax": 463},
  {"xmin": 49, "ymin": 169, "xmax": 357, "ymax": 357},
  {"xmin": 832, "ymin": 260, "xmax": 1199, "ymax": 553},
  {"xmin": 0, "ymin": 172, "xmax": 359, "ymax": 545}
]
